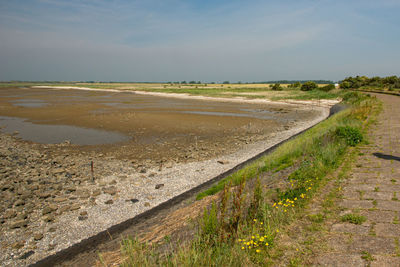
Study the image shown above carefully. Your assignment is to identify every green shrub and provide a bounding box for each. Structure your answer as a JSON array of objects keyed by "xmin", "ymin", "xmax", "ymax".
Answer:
[
  {"xmin": 335, "ymin": 126, "xmax": 363, "ymax": 146},
  {"xmin": 319, "ymin": 84, "xmax": 335, "ymax": 92},
  {"xmin": 301, "ymin": 81, "xmax": 318, "ymax": 91},
  {"xmin": 271, "ymin": 83, "xmax": 283, "ymax": 91}
]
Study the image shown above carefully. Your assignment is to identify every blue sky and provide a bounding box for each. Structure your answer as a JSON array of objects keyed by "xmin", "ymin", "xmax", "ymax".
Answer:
[{"xmin": 1, "ymin": 0, "xmax": 399, "ymax": 82}]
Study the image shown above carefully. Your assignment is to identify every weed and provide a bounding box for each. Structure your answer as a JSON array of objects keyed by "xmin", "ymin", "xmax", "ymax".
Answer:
[
  {"xmin": 341, "ymin": 213, "xmax": 367, "ymax": 224},
  {"xmin": 374, "ymin": 187, "xmax": 379, "ymax": 192},
  {"xmin": 335, "ymin": 126, "xmax": 363, "ymax": 146},
  {"xmin": 361, "ymin": 251, "xmax": 375, "ymax": 262},
  {"xmin": 372, "ymin": 200, "xmax": 378, "ymax": 207},
  {"xmin": 308, "ymin": 213, "xmax": 325, "ymax": 223},
  {"xmin": 392, "ymin": 192, "xmax": 398, "ymax": 201},
  {"xmin": 393, "ymin": 216, "xmax": 399, "ymax": 225},
  {"xmin": 391, "ymin": 179, "xmax": 397, "ymax": 184}
]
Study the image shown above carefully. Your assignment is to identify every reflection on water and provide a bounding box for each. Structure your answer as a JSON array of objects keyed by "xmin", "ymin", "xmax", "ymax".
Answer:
[
  {"xmin": 11, "ymin": 99, "xmax": 48, "ymax": 108},
  {"xmin": 0, "ymin": 116, "xmax": 129, "ymax": 145}
]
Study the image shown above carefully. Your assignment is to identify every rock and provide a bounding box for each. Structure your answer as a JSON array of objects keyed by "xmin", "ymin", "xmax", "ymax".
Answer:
[
  {"xmin": 70, "ymin": 203, "xmax": 80, "ymax": 211},
  {"xmin": 109, "ymin": 180, "xmax": 117, "ymax": 185},
  {"xmin": 15, "ymin": 213, "xmax": 28, "ymax": 220},
  {"xmin": 48, "ymin": 227, "xmax": 56, "ymax": 233},
  {"xmin": 59, "ymin": 205, "xmax": 71, "ymax": 213},
  {"xmin": 78, "ymin": 216, "xmax": 88, "ymax": 221},
  {"xmin": 37, "ymin": 192, "xmax": 51, "ymax": 199},
  {"xmin": 48, "ymin": 243, "xmax": 56, "ymax": 251},
  {"xmin": 139, "ymin": 168, "xmax": 147, "ymax": 174},
  {"xmin": 54, "ymin": 197, "xmax": 67, "ymax": 203},
  {"xmin": 92, "ymin": 189, "xmax": 101, "ymax": 196},
  {"xmin": 19, "ymin": 250, "xmax": 34, "ymax": 259},
  {"xmin": 144, "ymin": 202, "xmax": 150, "ymax": 207},
  {"xmin": 79, "ymin": 211, "xmax": 88, "ymax": 216},
  {"xmin": 14, "ymin": 199, "xmax": 25, "ymax": 206},
  {"xmin": 155, "ymin": 184, "xmax": 164, "ymax": 189},
  {"xmin": 33, "ymin": 233, "xmax": 43, "ymax": 241},
  {"xmin": 103, "ymin": 186, "xmax": 117, "ymax": 195},
  {"xmin": 217, "ymin": 160, "xmax": 229, "ymax": 165},
  {"xmin": 42, "ymin": 205, "xmax": 57, "ymax": 215},
  {"xmin": 165, "ymin": 162, "xmax": 173, "ymax": 168},
  {"xmin": 11, "ymin": 240, "xmax": 25, "ymax": 249},
  {"xmin": 130, "ymin": 198, "xmax": 139, "ymax": 203},
  {"xmin": 42, "ymin": 215, "xmax": 54, "ymax": 222},
  {"xmin": 4, "ymin": 209, "xmax": 17, "ymax": 219},
  {"xmin": 105, "ymin": 199, "xmax": 113, "ymax": 204},
  {"xmin": 10, "ymin": 219, "xmax": 28, "ymax": 229}
]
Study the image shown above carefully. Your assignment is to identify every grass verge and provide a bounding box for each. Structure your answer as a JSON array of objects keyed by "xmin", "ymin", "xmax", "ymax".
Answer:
[{"xmin": 109, "ymin": 92, "xmax": 377, "ymax": 266}]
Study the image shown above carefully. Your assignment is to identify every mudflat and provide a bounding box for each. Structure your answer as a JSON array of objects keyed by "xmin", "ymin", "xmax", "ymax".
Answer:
[{"xmin": 0, "ymin": 87, "xmax": 332, "ymax": 266}]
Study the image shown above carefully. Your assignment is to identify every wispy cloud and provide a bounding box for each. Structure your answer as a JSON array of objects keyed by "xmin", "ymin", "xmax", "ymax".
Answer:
[{"xmin": 0, "ymin": 0, "xmax": 399, "ymax": 81}]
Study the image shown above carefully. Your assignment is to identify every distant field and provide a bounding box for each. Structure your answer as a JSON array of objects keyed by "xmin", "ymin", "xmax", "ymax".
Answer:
[{"xmin": 0, "ymin": 82, "xmax": 342, "ymax": 101}]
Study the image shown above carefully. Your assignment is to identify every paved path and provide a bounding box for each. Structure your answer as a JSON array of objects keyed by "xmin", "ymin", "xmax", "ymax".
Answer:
[{"xmin": 315, "ymin": 94, "xmax": 400, "ymax": 266}]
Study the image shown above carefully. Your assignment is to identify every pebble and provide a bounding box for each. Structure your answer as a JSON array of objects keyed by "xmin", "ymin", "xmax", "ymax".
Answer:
[
  {"xmin": 155, "ymin": 184, "xmax": 164, "ymax": 189},
  {"xmin": 105, "ymin": 199, "xmax": 113, "ymax": 205},
  {"xmin": 33, "ymin": 233, "xmax": 43, "ymax": 241},
  {"xmin": 10, "ymin": 220, "xmax": 28, "ymax": 229}
]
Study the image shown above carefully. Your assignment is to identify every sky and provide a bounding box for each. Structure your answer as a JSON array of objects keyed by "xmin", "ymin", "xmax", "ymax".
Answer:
[{"xmin": 0, "ymin": 0, "xmax": 400, "ymax": 82}]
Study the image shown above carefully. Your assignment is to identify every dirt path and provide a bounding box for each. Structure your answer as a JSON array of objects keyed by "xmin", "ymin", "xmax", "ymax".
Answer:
[{"xmin": 313, "ymin": 93, "xmax": 400, "ymax": 266}]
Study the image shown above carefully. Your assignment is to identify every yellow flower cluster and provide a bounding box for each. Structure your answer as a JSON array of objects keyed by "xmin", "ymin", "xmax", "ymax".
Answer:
[
  {"xmin": 238, "ymin": 234, "xmax": 270, "ymax": 252},
  {"xmin": 272, "ymin": 197, "xmax": 298, "ymax": 212},
  {"xmin": 238, "ymin": 219, "xmax": 273, "ymax": 253}
]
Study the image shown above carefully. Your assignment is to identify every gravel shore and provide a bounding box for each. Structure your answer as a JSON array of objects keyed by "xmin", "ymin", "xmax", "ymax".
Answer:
[{"xmin": 0, "ymin": 92, "xmax": 337, "ymax": 266}]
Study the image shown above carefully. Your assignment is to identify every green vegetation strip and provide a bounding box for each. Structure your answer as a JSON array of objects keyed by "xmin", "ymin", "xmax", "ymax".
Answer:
[{"xmin": 114, "ymin": 91, "xmax": 377, "ymax": 266}]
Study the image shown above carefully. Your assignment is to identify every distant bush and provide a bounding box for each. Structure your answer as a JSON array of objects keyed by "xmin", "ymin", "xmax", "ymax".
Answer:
[
  {"xmin": 301, "ymin": 81, "xmax": 318, "ymax": 91},
  {"xmin": 319, "ymin": 84, "xmax": 335, "ymax": 92},
  {"xmin": 339, "ymin": 75, "xmax": 400, "ymax": 89},
  {"xmin": 223, "ymin": 81, "xmax": 230, "ymax": 84},
  {"xmin": 271, "ymin": 83, "xmax": 283, "ymax": 91},
  {"xmin": 335, "ymin": 126, "xmax": 363, "ymax": 146}
]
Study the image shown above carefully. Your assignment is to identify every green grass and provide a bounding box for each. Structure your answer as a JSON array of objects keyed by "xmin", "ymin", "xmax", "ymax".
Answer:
[
  {"xmin": 115, "ymin": 92, "xmax": 377, "ymax": 266},
  {"xmin": 341, "ymin": 213, "xmax": 367, "ymax": 225}
]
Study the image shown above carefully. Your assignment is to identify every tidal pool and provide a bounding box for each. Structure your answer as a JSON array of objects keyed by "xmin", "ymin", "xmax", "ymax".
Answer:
[{"xmin": 0, "ymin": 116, "xmax": 129, "ymax": 145}]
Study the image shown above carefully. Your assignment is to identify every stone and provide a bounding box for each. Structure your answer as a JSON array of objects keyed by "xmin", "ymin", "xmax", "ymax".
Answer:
[
  {"xmin": 54, "ymin": 197, "xmax": 67, "ymax": 203},
  {"xmin": 14, "ymin": 199, "xmax": 25, "ymax": 206},
  {"xmin": 144, "ymin": 202, "xmax": 150, "ymax": 207},
  {"xmin": 70, "ymin": 203, "xmax": 80, "ymax": 211},
  {"xmin": 217, "ymin": 160, "xmax": 229, "ymax": 165},
  {"xmin": 92, "ymin": 189, "xmax": 101, "ymax": 196},
  {"xmin": 42, "ymin": 205, "xmax": 57, "ymax": 215},
  {"xmin": 19, "ymin": 250, "xmax": 34, "ymax": 259},
  {"xmin": 79, "ymin": 211, "xmax": 88, "ymax": 216},
  {"xmin": 37, "ymin": 191, "xmax": 51, "ymax": 199},
  {"xmin": 130, "ymin": 198, "xmax": 139, "ymax": 203},
  {"xmin": 4, "ymin": 209, "xmax": 17, "ymax": 219},
  {"xmin": 78, "ymin": 216, "xmax": 88, "ymax": 221},
  {"xmin": 10, "ymin": 219, "xmax": 28, "ymax": 229},
  {"xmin": 103, "ymin": 186, "xmax": 117, "ymax": 195},
  {"xmin": 42, "ymin": 215, "xmax": 54, "ymax": 222},
  {"xmin": 139, "ymin": 168, "xmax": 147, "ymax": 173},
  {"xmin": 59, "ymin": 205, "xmax": 71, "ymax": 213},
  {"xmin": 48, "ymin": 227, "xmax": 56, "ymax": 233},
  {"xmin": 155, "ymin": 184, "xmax": 164, "ymax": 189},
  {"xmin": 11, "ymin": 240, "xmax": 25, "ymax": 249},
  {"xmin": 33, "ymin": 233, "xmax": 43, "ymax": 241},
  {"xmin": 105, "ymin": 199, "xmax": 113, "ymax": 204}
]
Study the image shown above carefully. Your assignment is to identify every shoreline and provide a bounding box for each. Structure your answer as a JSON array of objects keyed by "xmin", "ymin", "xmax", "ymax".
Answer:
[
  {"xmin": 1, "ymin": 88, "xmax": 335, "ymax": 266},
  {"xmin": 31, "ymin": 85, "xmax": 340, "ymax": 108}
]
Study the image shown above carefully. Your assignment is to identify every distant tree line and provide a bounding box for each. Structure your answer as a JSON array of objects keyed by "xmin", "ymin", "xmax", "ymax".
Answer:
[
  {"xmin": 263, "ymin": 80, "xmax": 334, "ymax": 84},
  {"xmin": 340, "ymin": 75, "xmax": 400, "ymax": 90}
]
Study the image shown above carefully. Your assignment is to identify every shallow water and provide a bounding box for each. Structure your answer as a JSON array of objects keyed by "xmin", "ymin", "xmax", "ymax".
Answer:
[
  {"xmin": 0, "ymin": 116, "xmax": 129, "ymax": 145},
  {"xmin": 0, "ymin": 87, "xmax": 316, "ymax": 148}
]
